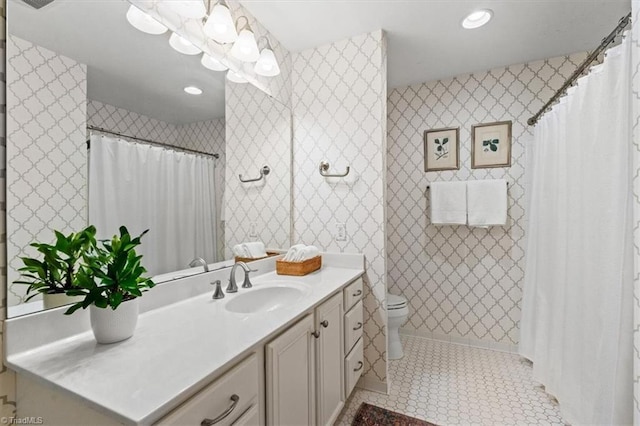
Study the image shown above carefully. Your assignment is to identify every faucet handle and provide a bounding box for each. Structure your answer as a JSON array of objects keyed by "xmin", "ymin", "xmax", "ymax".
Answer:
[
  {"xmin": 211, "ymin": 280, "xmax": 224, "ymax": 299},
  {"xmin": 242, "ymin": 273, "xmax": 253, "ymax": 289}
]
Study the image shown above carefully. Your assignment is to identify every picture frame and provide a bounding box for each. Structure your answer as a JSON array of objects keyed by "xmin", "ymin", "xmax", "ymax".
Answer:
[
  {"xmin": 471, "ymin": 120, "xmax": 512, "ymax": 169},
  {"xmin": 423, "ymin": 127, "xmax": 460, "ymax": 172}
]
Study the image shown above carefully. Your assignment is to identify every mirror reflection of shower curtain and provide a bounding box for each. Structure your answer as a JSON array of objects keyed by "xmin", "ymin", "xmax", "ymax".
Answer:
[
  {"xmin": 519, "ymin": 34, "xmax": 632, "ymax": 425},
  {"xmin": 88, "ymin": 135, "xmax": 217, "ymax": 276}
]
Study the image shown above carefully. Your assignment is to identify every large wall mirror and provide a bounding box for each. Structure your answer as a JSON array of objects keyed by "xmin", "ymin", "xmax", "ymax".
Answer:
[{"xmin": 6, "ymin": 0, "xmax": 292, "ymax": 317}]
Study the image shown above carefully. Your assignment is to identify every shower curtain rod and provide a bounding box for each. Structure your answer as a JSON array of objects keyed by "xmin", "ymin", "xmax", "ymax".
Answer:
[
  {"xmin": 86, "ymin": 125, "xmax": 220, "ymax": 159},
  {"xmin": 527, "ymin": 12, "xmax": 631, "ymax": 126}
]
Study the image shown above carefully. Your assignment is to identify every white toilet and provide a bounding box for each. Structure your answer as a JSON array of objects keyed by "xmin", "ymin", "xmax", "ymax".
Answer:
[{"xmin": 387, "ymin": 293, "xmax": 409, "ymax": 360}]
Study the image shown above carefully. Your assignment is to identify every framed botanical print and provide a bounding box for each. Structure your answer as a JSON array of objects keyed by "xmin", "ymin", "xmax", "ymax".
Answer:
[
  {"xmin": 423, "ymin": 127, "xmax": 460, "ymax": 172},
  {"xmin": 471, "ymin": 120, "xmax": 512, "ymax": 168}
]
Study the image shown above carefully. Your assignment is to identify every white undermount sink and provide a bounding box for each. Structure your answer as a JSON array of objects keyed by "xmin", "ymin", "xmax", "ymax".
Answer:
[{"xmin": 224, "ymin": 282, "xmax": 309, "ymax": 314}]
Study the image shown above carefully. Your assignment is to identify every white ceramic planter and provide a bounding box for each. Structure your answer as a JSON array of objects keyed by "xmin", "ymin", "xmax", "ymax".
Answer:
[
  {"xmin": 42, "ymin": 293, "xmax": 84, "ymax": 310},
  {"xmin": 90, "ymin": 298, "xmax": 139, "ymax": 344}
]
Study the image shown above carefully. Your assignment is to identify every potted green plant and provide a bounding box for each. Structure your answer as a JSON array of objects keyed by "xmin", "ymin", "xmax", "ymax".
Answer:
[
  {"xmin": 14, "ymin": 226, "xmax": 97, "ymax": 310},
  {"xmin": 65, "ymin": 226, "xmax": 155, "ymax": 344}
]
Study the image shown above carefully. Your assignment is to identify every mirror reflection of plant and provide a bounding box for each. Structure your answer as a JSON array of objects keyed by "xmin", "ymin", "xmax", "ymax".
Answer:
[
  {"xmin": 434, "ymin": 137, "xmax": 449, "ymax": 159},
  {"xmin": 14, "ymin": 226, "xmax": 97, "ymax": 301},
  {"xmin": 483, "ymin": 138, "xmax": 499, "ymax": 152},
  {"xmin": 65, "ymin": 226, "xmax": 155, "ymax": 315}
]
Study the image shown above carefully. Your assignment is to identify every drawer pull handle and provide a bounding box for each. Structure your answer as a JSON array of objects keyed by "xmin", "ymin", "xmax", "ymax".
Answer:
[
  {"xmin": 353, "ymin": 289, "xmax": 362, "ymax": 297},
  {"xmin": 320, "ymin": 320, "xmax": 329, "ymax": 328},
  {"xmin": 353, "ymin": 361, "xmax": 364, "ymax": 372},
  {"xmin": 353, "ymin": 322, "xmax": 363, "ymax": 331},
  {"xmin": 201, "ymin": 394, "xmax": 240, "ymax": 426},
  {"xmin": 312, "ymin": 330, "xmax": 321, "ymax": 338}
]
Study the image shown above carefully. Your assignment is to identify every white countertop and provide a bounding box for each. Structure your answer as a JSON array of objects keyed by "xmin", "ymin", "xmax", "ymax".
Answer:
[{"xmin": 6, "ymin": 258, "xmax": 364, "ymax": 425}]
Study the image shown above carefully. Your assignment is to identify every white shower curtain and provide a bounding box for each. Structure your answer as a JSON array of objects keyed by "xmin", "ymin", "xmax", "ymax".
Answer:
[
  {"xmin": 89, "ymin": 135, "xmax": 218, "ymax": 276},
  {"xmin": 520, "ymin": 35, "xmax": 633, "ymax": 425}
]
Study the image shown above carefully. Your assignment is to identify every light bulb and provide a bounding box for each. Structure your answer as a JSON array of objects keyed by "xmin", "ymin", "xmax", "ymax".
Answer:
[
  {"xmin": 126, "ymin": 5, "xmax": 168, "ymax": 35},
  {"xmin": 227, "ymin": 70, "xmax": 247, "ymax": 84},
  {"xmin": 254, "ymin": 48, "xmax": 280, "ymax": 77},
  {"xmin": 201, "ymin": 53, "xmax": 228, "ymax": 71},
  {"xmin": 169, "ymin": 32, "xmax": 202, "ymax": 55},
  {"xmin": 462, "ymin": 9, "xmax": 493, "ymax": 29},
  {"xmin": 203, "ymin": 3, "xmax": 238, "ymax": 44},
  {"xmin": 165, "ymin": 0, "xmax": 207, "ymax": 19},
  {"xmin": 230, "ymin": 29, "xmax": 260, "ymax": 62}
]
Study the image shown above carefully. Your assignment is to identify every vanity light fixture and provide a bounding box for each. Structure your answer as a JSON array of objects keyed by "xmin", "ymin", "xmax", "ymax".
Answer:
[
  {"xmin": 169, "ymin": 32, "xmax": 202, "ymax": 55},
  {"xmin": 184, "ymin": 86, "xmax": 203, "ymax": 95},
  {"xmin": 230, "ymin": 16, "xmax": 260, "ymax": 62},
  {"xmin": 203, "ymin": 0, "xmax": 238, "ymax": 44},
  {"xmin": 254, "ymin": 37, "xmax": 280, "ymax": 77},
  {"xmin": 126, "ymin": 5, "xmax": 168, "ymax": 35},
  {"xmin": 462, "ymin": 9, "xmax": 493, "ymax": 29},
  {"xmin": 165, "ymin": 0, "xmax": 207, "ymax": 19},
  {"xmin": 227, "ymin": 69, "xmax": 248, "ymax": 83},
  {"xmin": 201, "ymin": 53, "xmax": 228, "ymax": 71}
]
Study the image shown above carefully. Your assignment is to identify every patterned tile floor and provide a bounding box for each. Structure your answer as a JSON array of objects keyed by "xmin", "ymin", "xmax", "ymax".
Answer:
[{"xmin": 336, "ymin": 335, "xmax": 565, "ymax": 426}]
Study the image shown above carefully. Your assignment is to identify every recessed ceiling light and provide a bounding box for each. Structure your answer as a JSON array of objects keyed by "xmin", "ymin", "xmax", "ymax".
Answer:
[
  {"xmin": 184, "ymin": 86, "xmax": 203, "ymax": 95},
  {"xmin": 462, "ymin": 9, "xmax": 493, "ymax": 29}
]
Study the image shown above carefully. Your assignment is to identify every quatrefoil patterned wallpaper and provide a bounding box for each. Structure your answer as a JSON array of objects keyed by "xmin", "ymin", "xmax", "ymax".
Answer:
[
  {"xmin": 292, "ymin": 30, "xmax": 389, "ymax": 386},
  {"xmin": 631, "ymin": 0, "xmax": 640, "ymax": 419},
  {"xmin": 387, "ymin": 52, "xmax": 587, "ymax": 351}
]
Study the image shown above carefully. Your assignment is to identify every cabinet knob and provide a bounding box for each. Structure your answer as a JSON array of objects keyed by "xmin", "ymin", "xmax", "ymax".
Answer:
[
  {"xmin": 353, "ymin": 322, "xmax": 363, "ymax": 331},
  {"xmin": 201, "ymin": 394, "xmax": 240, "ymax": 425},
  {"xmin": 353, "ymin": 361, "xmax": 364, "ymax": 372},
  {"xmin": 353, "ymin": 289, "xmax": 362, "ymax": 297},
  {"xmin": 311, "ymin": 330, "xmax": 321, "ymax": 338},
  {"xmin": 320, "ymin": 320, "xmax": 329, "ymax": 328}
]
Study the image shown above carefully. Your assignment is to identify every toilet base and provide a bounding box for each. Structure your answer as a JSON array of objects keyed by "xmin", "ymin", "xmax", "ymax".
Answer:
[{"xmin": 388, "ymin": 325, "xmax": 404, "ymax": 359}]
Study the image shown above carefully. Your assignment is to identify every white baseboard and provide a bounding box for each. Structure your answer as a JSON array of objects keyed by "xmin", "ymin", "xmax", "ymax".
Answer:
[
  {"xmin": 399, "ymin": 327, "xmax": 519, "ymax": 354},
  {"xmin": 356, "ymin": 376, "xmax": 388, "ymax": 394}
]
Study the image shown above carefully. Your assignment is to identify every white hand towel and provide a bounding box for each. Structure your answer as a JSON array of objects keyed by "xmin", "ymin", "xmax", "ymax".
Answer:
[
  {"xmin": 430, "ymin": 181, "xmax": 467, "ymax": 225},
  {"xmin": 243, "ymin": 241, "xmax": 267, "ymax": 258},
  {"xmin": 232, "ymin": 244, "xmax": 247, "ymax": 257},
  {"xmin": 299, "ymin": 245, "xmax": 319, "ymax": 261},
  {"xmin": 284, "ymin": 244, "xmax": 305, "ymax": 262},
  {"xmin": 467, "ymin": 179, "xmax": 508, "ymax": 227}
]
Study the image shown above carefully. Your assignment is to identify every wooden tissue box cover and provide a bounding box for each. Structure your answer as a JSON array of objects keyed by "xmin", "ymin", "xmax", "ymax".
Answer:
[
  {"xmin": 235, "ymin": 251, "xmax": 280, "ymax": 263},
  {"xmin": 276, "ymin": 256, "xmax": 322, "ymax": 276}
]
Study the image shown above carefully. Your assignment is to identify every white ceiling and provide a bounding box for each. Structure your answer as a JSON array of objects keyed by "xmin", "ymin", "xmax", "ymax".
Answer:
[
  {"xmin": 240, "ymin": 0, "xmax": 631, "ymax": 89},
  {"xmin": 9, "ymin": 0, "xmax": 631, "ymax": 123},
  {"xmin": 9, "ymin": 0, "xmax": 226, "ymax": 124}
]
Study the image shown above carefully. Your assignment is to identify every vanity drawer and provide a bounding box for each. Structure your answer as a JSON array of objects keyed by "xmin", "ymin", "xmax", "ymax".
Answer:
[
  {"xmin": 344, "ymin": 300, "xmax": 363, "ymax": 354},
  {"xmin": 232, "ymin": 404, "xmax": 260, "ymax": 426},
  {"xmin": 156, "ymin": 353, "xmax": 260, "ymax": 426},
  {"xmin": 345, "ymin": 338, "xmax": 364, "ymax": 397},
  {"xmin": 343, "ymin": 278, "xmax": 363, "ymax": 311}
]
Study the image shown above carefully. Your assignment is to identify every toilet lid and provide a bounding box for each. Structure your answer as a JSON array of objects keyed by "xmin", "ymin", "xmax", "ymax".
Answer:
[{"xmin": 387, "ymin": 293, "xmax": 407, "ymax": 309}]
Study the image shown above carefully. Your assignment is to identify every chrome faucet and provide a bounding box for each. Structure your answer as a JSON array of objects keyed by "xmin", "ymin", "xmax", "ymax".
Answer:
[
  {"xmin": 189, "ymin": 257, "xmax": 209, "ymax": 273},
  {"xmin": 227, "ymin": 261, "xmax": 256, "ymax": 293},
  {"xmin": 211, "ymin": 280, "xmax": 224, "ymax": 299}
]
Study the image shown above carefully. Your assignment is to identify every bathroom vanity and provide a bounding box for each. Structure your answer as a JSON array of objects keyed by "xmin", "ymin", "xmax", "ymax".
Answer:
[{"xmin": 5, "ymin": 253, "xmax": 365, "ymax": 426}]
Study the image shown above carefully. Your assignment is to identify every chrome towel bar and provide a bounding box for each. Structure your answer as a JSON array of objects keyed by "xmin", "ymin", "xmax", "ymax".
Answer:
[
  {"xmin": 239, "ymin": 165, "xmax": 270, "ymax": 183},
  {"xmin": 319, "ymin": 161, "xmax": 350, "ymax": 178},
  {"xmin": 426, "ymin": 181, "xmax": 510, "ymax": 189}
]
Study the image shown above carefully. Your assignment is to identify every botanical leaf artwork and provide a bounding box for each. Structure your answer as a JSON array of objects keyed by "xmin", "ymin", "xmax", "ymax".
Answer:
[
  {"xmin": 434, "ymin": 137, "xmax": 449, "ymax": 160},
  {"xmin": 483, "ymin": 138, "xmax": 499, "ymax": 152}
]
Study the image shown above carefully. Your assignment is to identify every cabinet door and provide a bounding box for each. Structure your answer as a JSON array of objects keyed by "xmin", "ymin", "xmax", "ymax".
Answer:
[
  {"xmin": 315, "ymin": 293, "xmax": 344, "ymax": 426},
  {"xmin": 266, "ymin": 314, "xmax": 316, "ymax": 426}
]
